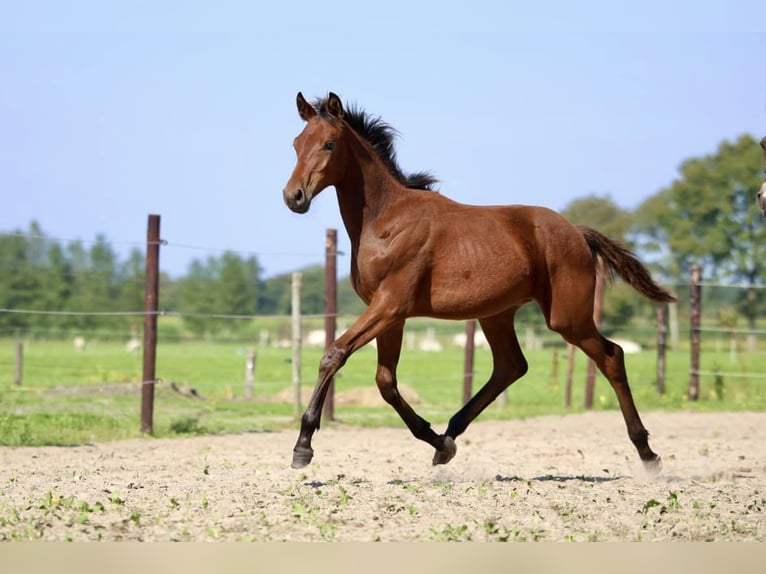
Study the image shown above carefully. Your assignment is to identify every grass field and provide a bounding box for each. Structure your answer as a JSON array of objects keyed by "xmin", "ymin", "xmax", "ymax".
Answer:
[{"xmin": 1, "ymin": 331, "xmax": 765, "ymax": 447}]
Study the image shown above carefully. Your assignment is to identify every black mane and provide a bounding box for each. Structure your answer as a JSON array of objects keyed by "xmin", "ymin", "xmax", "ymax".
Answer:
[{"xmin": 315, "ymin": 97, "xmax": 438, "ymax": 191}]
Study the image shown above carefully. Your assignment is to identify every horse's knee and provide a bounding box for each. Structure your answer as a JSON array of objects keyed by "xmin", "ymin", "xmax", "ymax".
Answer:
[
  {"xmin": 602, "ymin": 338, "xmax": 624, "ymax": 360},
  {"xmin": 375, "ymin": 368, "xmax": 398, "ymax": 405},
  {"xmin": 493, "ymin": 354, "xmax": 528, "ymax": 387},
  {"xmin": 319, "ymin": 345, "xmax": 348, "ymax": 375}
]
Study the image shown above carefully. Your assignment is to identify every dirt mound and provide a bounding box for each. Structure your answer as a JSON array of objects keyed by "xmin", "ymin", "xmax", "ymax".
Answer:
[{"xmin": 270, "ymin": 384, "xmax": 420, "ymax": 407}]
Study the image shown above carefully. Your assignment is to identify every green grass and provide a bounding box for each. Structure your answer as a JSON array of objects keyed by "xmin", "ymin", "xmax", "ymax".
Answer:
[{"xmin": 1, "ymin": 334, "xmax": 765, "ymax": 446}]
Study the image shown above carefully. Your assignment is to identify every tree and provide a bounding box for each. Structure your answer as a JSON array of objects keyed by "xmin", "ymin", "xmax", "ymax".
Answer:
[
  {"xmin": 258, "ymin": 265, "xmax": 343, "ymax": 316},
  {"xmin": 116, "ymin": 247, "xmax": 147, "ymax": 338},
  {"xmin": 176, "ymin": 251, "xmax": 263, "ymax": 335},
  {"xmin": 258, "ymin": 273, "xmax": 291, "ymax": 315},
  {"xmin": 633, "ymin": 134, "xmax": 766, "ymax": 339},
  {"xmin": 0, "ymin": 227, "xmax": 41, "ymax": 332},
  {"xmin": 560, "ymin": 194, "xmax": 652, "ymax": 330},
  {"xmin": 561, "ymin": 194, "xmax": 631, "ymax": 240}
]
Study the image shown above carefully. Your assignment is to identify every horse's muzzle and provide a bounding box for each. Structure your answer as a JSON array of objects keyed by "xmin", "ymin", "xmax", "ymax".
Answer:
[
  {"xmin": 758, "ymin": 182, "xmax": 766, "ymax": 217},
  {"xmin": 284, "ymin": 187, "xmax": 310, "ymax": 214}
]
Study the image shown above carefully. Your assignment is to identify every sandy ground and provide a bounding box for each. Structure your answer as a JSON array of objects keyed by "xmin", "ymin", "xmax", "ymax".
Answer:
[{"xmin": 0, "ymin": 411, "xmax": 764, "ymax": 541}]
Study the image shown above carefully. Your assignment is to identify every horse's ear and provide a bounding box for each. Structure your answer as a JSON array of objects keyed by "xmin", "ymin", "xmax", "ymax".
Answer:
[
  {"xmin": 326, "ymin": 92, "xmax": 344, "ymax": 119},
  {"xmin": 296, "ymin": 92, "xmax": 316, "ymax": 121}
]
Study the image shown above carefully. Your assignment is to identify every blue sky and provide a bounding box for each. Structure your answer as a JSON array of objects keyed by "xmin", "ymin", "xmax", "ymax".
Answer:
[{"xmin": 1, "ymin": 1, "xmax": 764, "ymax": 278}]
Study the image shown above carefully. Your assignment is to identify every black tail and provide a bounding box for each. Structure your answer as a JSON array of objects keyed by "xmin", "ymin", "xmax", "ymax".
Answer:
[{"xmin": 578, "ymin": 226, "xmax": 676, "ymax": 303}]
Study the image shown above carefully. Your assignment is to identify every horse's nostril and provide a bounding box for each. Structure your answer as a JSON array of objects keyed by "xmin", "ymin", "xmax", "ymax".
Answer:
[{"xmin": 295, "ymin": 189, "xmax": 305, "ymax": 204}]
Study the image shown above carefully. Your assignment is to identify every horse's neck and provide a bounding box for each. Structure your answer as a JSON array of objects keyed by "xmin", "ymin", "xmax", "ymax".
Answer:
[{"xmin": 335, "ymin": 138, "xmax": 401, "ymax": 250}]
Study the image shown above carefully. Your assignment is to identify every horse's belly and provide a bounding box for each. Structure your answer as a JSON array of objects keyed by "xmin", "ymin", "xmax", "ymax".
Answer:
[{"xmin": 426, "ymin": 256, "xmax": 534, "ymax": 319}]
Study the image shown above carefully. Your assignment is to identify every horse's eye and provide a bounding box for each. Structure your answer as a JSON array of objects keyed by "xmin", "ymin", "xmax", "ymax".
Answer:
[{"xmin": 323, "ymin": 141, "xmax": 335, "ymax": 151}]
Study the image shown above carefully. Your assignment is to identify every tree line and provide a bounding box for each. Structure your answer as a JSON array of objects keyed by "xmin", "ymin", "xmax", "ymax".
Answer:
[
  {"xmin": 2, "ymin": 134, "xmax": 764, "ymax": 338},
  {"xmin": 0, "ymin": 225, "xmax": 366, "ymax": 338}
]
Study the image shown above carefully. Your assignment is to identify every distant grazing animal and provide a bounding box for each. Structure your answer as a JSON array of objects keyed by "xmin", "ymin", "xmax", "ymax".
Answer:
[
  {"xmin": 126, "ymin": 338, "xmax": 141, "ymax": 354},
  {"xmin": 282, "ymin": 92, "xmax": 675, "ymax": 473},
  {"xmin": 73, "ymin": 336, "xmax": 87, "ymax": 351}
]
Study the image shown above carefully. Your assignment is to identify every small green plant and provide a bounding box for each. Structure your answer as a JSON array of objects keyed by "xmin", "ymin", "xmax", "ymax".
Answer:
[
  {"xmin": 336, "ymin": 485, "xmax": 351, "ymax": 507},
  {"xmin": 318, "ymin": 521, "xmax": 337, "ymax": 541},
  {"xmin": 429, "ymin": 523, "xmax": 471, "ymax": 541},
  {"xmin": 640, "ymin": 492, "xmax": 680, "ymax": 516},
  {"xmin": 640, "ymin": 498, "xmax": 662, "ymax": 514},
  {"xmin": 432, "ymin": 480, "xmax": 454, "ymax": 495},
  {"xmin": 291, "ymin": 501, "xmax": 312, "ymax": 520},
  {"xmin": 484, "ymin": 520, "xmax": 510, "ymax": 542},
  {"xmin": 402, "ymin": 483, "xmax": 421, "ymax": 494},
  {"xmin": 169, "ymin": 415, "xmax": 207, "ymax": 435}
]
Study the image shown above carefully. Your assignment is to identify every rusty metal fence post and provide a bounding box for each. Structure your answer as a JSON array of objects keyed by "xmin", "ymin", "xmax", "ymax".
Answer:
[{"xmin": 141, "ymin": 214, "xmax": 161, "ymax": 434}]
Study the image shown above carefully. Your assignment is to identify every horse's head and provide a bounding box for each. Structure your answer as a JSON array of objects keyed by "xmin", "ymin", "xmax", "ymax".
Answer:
[{"xmin": 283, "ymin": 92, "xmax": 349, "ymax": 214}]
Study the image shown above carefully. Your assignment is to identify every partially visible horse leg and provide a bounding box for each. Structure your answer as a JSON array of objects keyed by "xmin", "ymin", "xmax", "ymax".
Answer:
[
  {"xmin": 553, "ymin": 315, "xmax": 661, "ymax": 475},
  {"xmin": 291, "ymin": 346, "xmax": 345, "ymax": 468},
  {"xmin": 374, "ymin": 322, "xmax": 450, "ymax": 459},
  {"xmin": 434, "ymin": 309, "xmax": 528, "ymax": 465},
  {"xmin": 291, "ymin": 300, "xmax": 404, "ymax": 469}
]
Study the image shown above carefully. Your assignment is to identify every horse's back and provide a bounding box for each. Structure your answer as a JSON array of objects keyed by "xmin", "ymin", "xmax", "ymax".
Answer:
[{"xmin": 413, "ymin": 199, "xmax": 593, "ymax": 318}]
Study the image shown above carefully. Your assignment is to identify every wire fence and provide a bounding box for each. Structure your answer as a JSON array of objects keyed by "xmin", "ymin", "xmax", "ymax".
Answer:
[
  {"xmin": 3, "ymin": 220, "xmax": 766, "ymax": 435},
  {"xmin": 2, "ymin": 299, "xmax": 765, "ymax": 390}
]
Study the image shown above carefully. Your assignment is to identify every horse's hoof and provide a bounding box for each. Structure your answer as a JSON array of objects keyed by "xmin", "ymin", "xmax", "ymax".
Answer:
[
  {"xmin": 642, "ymin": 455, "xmax": 662, "ymax": 476},
  {"xmin": 432, "ymin": 436, "xmax": 457, "ymax": 466},
  {"xmin": 291, "ymin": 446, "xmax": 314, "ymax": 469}
]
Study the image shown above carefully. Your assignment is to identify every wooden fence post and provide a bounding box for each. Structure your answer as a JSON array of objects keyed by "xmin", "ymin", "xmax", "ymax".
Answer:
[
  {"xmin": 323, "ymin": 229, "xmax": 337, "ymax": 421},
  {"xmin": 292, "ymin": 272, "xmax": 303, "ymax": 418},
  {"xmin": 689, "ymin": 264, "xmax": 702, "ymax": 401},
  {"xmin": 565, "ymin": 344, "xmax": 575, "ymax": 408},
  {"xmin": 462, "ymin": 319, "xmax": 476, "ymax": 406},
  {"xmin": 245, "ymin": 348, "xmax": 256, "ymax": 399},
  {"xmin": 141, "ymin": 214, "xmax": 161, "ymax": 435},
  {"xmin": 656, "ymin": 305, "xmax": 667, "ymax": 394},
  {"xmin": 15, "ymin": 341, "xmax": 23, "ymax": 386}
]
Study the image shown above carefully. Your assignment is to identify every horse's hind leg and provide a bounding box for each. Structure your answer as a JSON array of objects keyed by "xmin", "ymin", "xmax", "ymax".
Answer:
[
  {"xmin": 559, "ymin": 321, "xmax": 661, "ymax": 474},
  {"xmin": 375, "ymin": 322, "xmax": 450, "ymax": 460},
  {"xmin": 435, "ymin": 309, "xmax": 528, "ymax": 465}
]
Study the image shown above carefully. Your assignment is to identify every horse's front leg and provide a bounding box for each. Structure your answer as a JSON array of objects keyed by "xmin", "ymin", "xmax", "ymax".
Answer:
[
  {"xmin": 290, "ymin": 302, "xmax": 403, "ymax": 469},
  {"xmin": 291, "ymin": 345, "xmax": 347, "ymax": 468},
  {"xmin": 375, "ymin": 324, "xmax": 453, "ymax": 464}
]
